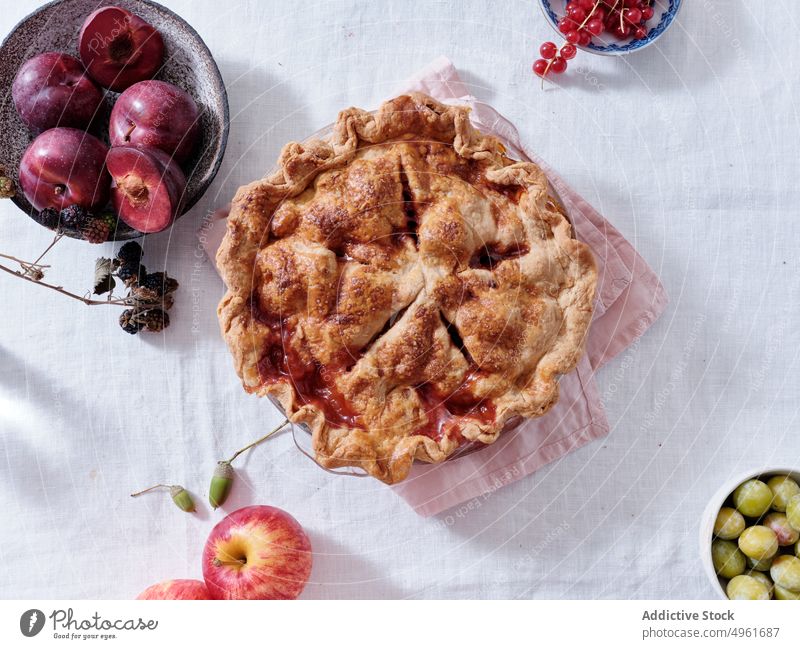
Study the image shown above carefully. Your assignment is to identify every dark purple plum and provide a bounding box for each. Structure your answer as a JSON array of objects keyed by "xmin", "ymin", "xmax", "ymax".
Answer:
[
  {"xmin": 19, "ymin": 127, "xmax": 110, "ymax": 211},
  {"xmin": 79, "ymin": 6, "xmax": 164, "ymax": 91},
  {"xmin": 109, "ymin": 80, "xmax": 200, "ymax": 163},
  {"xmin": 107, "ymin": 146, "xmax": 186, "ymax": 233},
  {"xmin": 12, "ymin": 52, "xmax": 105, "ymax": 134}
]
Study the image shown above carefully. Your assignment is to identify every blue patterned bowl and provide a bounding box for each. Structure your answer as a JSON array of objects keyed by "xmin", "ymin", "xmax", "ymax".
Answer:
[{"xmin": 538, "ymin": 0, "xmax": 682, "ymax": 56}]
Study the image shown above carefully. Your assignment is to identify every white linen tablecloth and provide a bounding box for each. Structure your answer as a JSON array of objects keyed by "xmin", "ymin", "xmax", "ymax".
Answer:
[{"xmin": 1, "ymin": 0, "xmax": 798, "ymax": 599}]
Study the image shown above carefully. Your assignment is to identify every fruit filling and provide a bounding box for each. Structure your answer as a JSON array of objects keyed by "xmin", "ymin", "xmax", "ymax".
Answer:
[
  {"xmin": 414, "ymin": 377, "xmax": 497, "ymax": 442},
  {"xmin": 252, "ymin": 302, "xmax": 361, "ymax": 429},
  {"xmin": 252, "ymin": 295, "xmax": 495, "ymax": 440}
]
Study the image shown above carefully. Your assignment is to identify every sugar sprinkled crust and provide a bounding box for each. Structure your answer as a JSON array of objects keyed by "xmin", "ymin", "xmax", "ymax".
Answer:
[{"xmin": 217, "ymin": 93, "xmax": 597, "ymax": 484}]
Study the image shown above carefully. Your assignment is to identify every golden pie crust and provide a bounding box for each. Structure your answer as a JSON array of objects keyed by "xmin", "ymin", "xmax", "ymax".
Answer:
[{"xmin": 217, "ymin": 93, "xmax": 597, "ymax": 484}]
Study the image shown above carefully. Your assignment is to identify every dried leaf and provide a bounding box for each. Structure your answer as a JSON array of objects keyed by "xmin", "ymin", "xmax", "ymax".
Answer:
[{"xmin": 93, "ymin": 257, "xmax": 116, "ymax": 295}]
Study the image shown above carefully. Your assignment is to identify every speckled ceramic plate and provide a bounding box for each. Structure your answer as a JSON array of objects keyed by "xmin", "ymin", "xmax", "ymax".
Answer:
[{"xmin": 0, "ymin": 0, "xmax": 229, "ymax": 239}]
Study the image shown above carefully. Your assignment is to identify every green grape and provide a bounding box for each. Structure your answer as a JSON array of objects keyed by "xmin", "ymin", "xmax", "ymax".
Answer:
[
  {"xmin": 738, "ymin": 526, "xmax": 779, "ymax": 561},
  {"xmin": 767, "ymin": 475, "xmax": 800, "ymax": 512},
  {"xmin": 796, "ymin": 540, "xmax": 800, "ymax": 558},
  {"xmin": 726, "ymin": 575, "xmax": 770, "ymax": 600},
  {"xmin": 712, "ymin": 539, "xmax": 746, "ymax": 579},
  {"xmin": 763, "ymin": 512, "xmax": 800, "ymax": 546},
  {"xmin": 745, "ymin": 570, "xmax": 774, "ymax": 597},
  {"xmin": 787, "ymin": 494, "xmax": 800, "ymax": 530},
  {"xmin": 714, "ymin": 507, "xmax": 745, "ymax": 540},
  {"xmin": 747, "ymin": 555, "xmax": 774, "ymax": 571},
  {"xmin": 769, "ymin": 555, "xmax": 800, "ymax": 592},
  {"xmin": 733, "ymin": 479, "xmax": 774, "ymax": 517},
  {"xmin": 774, "ymin": 584, "xmax": 800, "ymax": 600}
]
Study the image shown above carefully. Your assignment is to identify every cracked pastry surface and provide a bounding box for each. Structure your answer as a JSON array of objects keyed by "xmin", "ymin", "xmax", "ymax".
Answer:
[{"xmin": 217, "ymin": 93, "xmax": 597, "ymax": 484}]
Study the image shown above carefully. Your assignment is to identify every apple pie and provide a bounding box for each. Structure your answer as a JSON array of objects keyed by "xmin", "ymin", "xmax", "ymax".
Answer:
[{"xmin": 217, "ymin": 93, "xmax": 597, "ymax": 484}]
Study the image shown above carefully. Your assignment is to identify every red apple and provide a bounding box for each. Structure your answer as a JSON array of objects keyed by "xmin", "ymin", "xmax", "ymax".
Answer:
[
  {"xmin": 136, "ymin": 579, "xmax": 212, "ymax": 600},
  {"xmin": 79, "ymin": 6, "xmax": 164, "ymax": 91},
  {"xmin": 109, "ymin": 80, "xmax": 200, "ymax": 163},
  {"xmin": 202, "ymin": 506, "xmax": 312, "ymax": 600},
  {"xmin": 19, "ymin": 127, "xmax": 110, "ymax": 211},
  {"xmin": 12, "ymin": 52, "xmax": 105, "ymax": 134},
  {"xmin": 107, "ymin": 146, "xmax": 186, "ymax": 233}
]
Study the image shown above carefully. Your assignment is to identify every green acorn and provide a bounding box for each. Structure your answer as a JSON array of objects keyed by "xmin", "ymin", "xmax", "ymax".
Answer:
[
  {"xmin": 131, "ymin": 483, "xmax": 196, "ymax": 513},
  {"xmin": 208, "ymin": 419, "xmax": 289, "ymax": 510},
  {"xmin": 169, "ymin": 486, "xmax": 196, "ymax": 512},
  {"xmin": 209, "ymin": 462, "xmax": 234, "ymax": 510}
]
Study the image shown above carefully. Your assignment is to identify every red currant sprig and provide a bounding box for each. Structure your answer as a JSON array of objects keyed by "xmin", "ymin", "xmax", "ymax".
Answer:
[
  {"xmin": 533, "ymin": 41, "xmax": 577, "ymax": 79},
  {"xmin": 534, "ymin": 0, "xmax": 654, "ymax": 83}
]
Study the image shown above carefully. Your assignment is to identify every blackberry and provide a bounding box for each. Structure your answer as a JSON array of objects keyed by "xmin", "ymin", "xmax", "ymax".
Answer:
[
  {"xmin": 130, "ymin": 285, "xmax": 161, "ymax": 307},
  {"xmin": 38, "ymin": 207, "xmax": 60, "ymax": 229},
  {"xmin": 141, "ymin": 272, "xmax": 179, "ymax": 296},
  {"xmin": 117, "ymin": 263, "xmax": 145, "ymax": 286},
  {"xmin": 59, "ymin": 204, "xmax": 91, "ymax": 231},
  {"xmin": 117, "ymin": 241, "xmax": 143, "ymax": 267},
  {"xmin": 81, "ymin": 218, "xmax": 111, "ymax": 244},
  {"xmin": 119, "ymin": 309, "xmax": 143, "ymax": 335},
  {"xmin": 137, "ymin": 308, "xmax": 170, "ymax": 333}
]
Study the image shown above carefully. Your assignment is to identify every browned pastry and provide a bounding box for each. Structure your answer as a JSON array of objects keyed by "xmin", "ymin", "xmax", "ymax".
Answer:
[{"xmin": 217, "ymin": 93, "xmax": 597, "ymax": 484}]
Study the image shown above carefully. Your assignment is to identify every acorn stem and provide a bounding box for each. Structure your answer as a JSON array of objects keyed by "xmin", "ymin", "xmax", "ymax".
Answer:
[
  {"xmin": 226, "ymin": 418, "xmax": 289, "ymax": 464},
  {"xmin": 130, "ymin": 484, "xmax": 171, "ymax": 497}
]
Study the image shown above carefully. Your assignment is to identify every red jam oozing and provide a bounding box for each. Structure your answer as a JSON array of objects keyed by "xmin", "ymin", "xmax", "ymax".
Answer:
[
  {"xmin": 252, "ymin": 300, "xmax": 361, "ymax": 429},
  {"xmin": 414, "ymin": 374, "xmax": 497, "ymax": 443},
  {"xmin": 251, "ymin": 298, "xmax": 496, "ymax": 437}
]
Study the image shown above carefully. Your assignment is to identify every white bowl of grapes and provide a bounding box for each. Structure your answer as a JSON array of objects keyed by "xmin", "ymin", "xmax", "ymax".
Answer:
[{"xmin": 701, "ymin": 469, "xmax": 800, "ymax": 600}]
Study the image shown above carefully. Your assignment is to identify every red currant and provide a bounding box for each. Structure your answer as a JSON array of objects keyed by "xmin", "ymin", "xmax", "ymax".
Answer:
[
  {"xmin": 641, "ymin": 6, "xmax": 654, "ymax": 20},
  {"xmin": 565, "ymin": 30, "xmax": 581, "ymax": 44},
  {"xmin": 577, "ymin": 0, "xmax": 595, "ymax": 10},
  {"xmin": 540, "ymin": 42, "xmax": 558, "ymax": 59},
  {"xmin": 578, "ymin": 30, "xmax": 592, "ymax": 46},
  {"xmin": 560, "ymin": 43, "xmax": 578, "ymax": 60},
  {"xmin": 633, "ymin": 25, "xmax": 648, "ymax": 39},
  {"xmin": 532, "ymin": 59, "xmax": 549, "ymax": 77},
  {"xmin": 612, "ymin": 23, "xmax": 632, "ymax": 38},
  {"xmin": 567, "ymin": 6, "xmax": 587, "ymax": 22},
  {"xmin": 550, "ymin": 57, "xmax": 568, "ymax": 74},
  {"xmin": 624, "ymin": 7, "xmax": 642, "ymax": 23},
  {"xmin": 559, "ymin": 17, "xmax": 577, "ymax": 34},
  {"xmin": 586, "ymin": 18, "xmax": 604, "ymax": 35}
]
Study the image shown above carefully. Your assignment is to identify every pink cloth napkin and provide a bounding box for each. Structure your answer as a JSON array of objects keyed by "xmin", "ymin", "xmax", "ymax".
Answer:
[{"xmin": 200, "ymin": 57, "xmax": 668, "ymax": 517}]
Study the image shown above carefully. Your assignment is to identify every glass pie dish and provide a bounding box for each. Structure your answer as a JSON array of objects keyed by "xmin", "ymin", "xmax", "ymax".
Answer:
[{"xmin": 263, "ymin": 110, "xmax": 574, "ymax": 478}]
